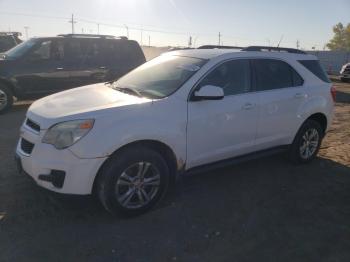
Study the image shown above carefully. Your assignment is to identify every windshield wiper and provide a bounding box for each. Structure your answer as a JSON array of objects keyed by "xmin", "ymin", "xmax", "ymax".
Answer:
[{"xmin": 113, "ymin": 86, "xmax": 142, "ymax": 97}]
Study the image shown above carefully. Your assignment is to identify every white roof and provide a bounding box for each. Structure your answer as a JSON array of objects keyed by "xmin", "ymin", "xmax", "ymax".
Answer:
[{"xmin": 167, "ymin": 48, "xmax": 317, "ymax": 61}]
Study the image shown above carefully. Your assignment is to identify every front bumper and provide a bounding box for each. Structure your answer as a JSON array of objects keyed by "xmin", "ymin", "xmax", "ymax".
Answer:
[{"xmin": 15, "ymin": 123, "xmax": 107, "ymax": 195}]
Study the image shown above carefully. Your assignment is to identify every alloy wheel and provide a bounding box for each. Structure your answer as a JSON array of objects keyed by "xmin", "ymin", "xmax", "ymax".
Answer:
[
  {"xmin": 299, "ymin": 128, "xmax": 319, "ymax": 160},
  {"xmin": 115, "ymin": 162, "xmax": 161, "ymax": 209},
  {"xmin": 0, "ymin": 89, "xmax": 8, "ymax": 111}
]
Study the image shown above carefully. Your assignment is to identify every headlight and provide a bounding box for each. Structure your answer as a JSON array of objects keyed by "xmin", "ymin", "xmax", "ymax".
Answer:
[{"xmin": 42, "ymin": 119, "xmax": 94, "ymax": 149}]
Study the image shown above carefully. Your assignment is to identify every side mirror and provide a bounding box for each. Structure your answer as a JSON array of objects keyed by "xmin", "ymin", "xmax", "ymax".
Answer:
[{"xmin": 192, "ymin": 85, "xmax": 224, "ymax": 101}]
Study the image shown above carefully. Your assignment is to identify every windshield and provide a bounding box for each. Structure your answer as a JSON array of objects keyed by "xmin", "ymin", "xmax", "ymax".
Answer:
[
  {"xmin": 112, "ymin": 55, "xmax": 206, "ymax": 99},
  {"xmin": 4, "ymin": 38, "xmax": 38, "ymax": 58}
]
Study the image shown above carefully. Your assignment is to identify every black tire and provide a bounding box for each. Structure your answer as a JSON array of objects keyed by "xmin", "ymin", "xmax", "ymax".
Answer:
[
  {"xmin": 96, "ymin": 146, "xmax": 171, "ymax": 216},
  {"xmin": 288, "ymin": 119, "xmax": 324, "ymax": 164},
  {"xmin": 0, "ymin": 83, "xmax": 14, "ymax": 114}
]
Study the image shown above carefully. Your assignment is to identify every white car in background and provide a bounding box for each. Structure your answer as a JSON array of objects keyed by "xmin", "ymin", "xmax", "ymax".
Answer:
[
  {"xmin": 340, "ymin": 62, "xmax": 350, "ymax": 82},
  {"xmin": 15, "ymin": 46, "xmax": 335, "ymax": 216}
]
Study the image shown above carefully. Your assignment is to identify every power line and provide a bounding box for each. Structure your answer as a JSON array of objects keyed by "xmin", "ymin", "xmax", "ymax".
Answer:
[
  {"xmin": 0, "ymin": 11, "xmax": 319, "ymax": 48},
  {"xmin": 0, "ymin": 11, "xmax": 68, "ymax": 20}
]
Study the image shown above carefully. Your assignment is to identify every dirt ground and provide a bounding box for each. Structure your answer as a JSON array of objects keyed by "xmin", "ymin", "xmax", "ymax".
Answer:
[{"xmin": 0, "ymin": 81, "xmax": 350, "ymax": 262}]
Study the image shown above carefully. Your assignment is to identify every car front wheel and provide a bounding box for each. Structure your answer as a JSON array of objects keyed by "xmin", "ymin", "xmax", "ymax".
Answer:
[
  {"xmin": 96, "ymin": 146, "xmax": 170, "ymax": 216},
  {"xmin": 0, "ymin": 84, "xmax": 13, "ymax": 114}
]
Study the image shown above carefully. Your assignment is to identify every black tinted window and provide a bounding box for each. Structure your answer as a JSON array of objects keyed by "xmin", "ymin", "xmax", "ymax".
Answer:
[
  {"xmin": 125, "ymin": 41, "xmax": 146, "ymax": 66},
  {"xmin": 80, "ymin": 39, "xmax": 104, "ymax": 65},
  {"xmin": 199, "ymin": 59, "xmax": 251, "ymax": 96},
  {"xmin": 31, "ymin": 40, "xmax": 51, "ymax": 60},
  {"xmin": 298, "ymin": 60, "xmax": 331, "ymax": 83},
  {"xmin": 51, "ymin": 40, "xmax": 64, "ymax": 60},
  {"xmin": 64, "ymin": 39, "xmax": 83, "ymax": 60},
  {"xmin": 103, "ymin": 40, "xmax": 145, "ymax": 67},
  {"xmin": 292, "ymin": 69, "xmax": 304, "ymax": 86},
  {"xmin": 254, "ymin": 59, "xmax": 303, "ymax": 91},
  {"xmin": 28, "ymin": 40, "xmax": 64, "ymax": 61}
]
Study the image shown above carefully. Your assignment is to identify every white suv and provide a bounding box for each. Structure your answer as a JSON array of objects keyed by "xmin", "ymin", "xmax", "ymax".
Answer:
[{"xmin": 15, "ymin": 46, "xmax": 335, "ymax": 215}]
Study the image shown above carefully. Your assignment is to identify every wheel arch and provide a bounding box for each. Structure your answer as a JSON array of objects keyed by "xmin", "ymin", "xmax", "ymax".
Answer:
[
  {"xmin": 306, "ymin": 112, "xmax": 328, "ymax": 135},
  {"xmin": 0, "ymin": 78, "xmax": 18, "ymax": 97},
  {"xmin": 92, "ymin": 139, "xmax": 180, "ymax": 194}
]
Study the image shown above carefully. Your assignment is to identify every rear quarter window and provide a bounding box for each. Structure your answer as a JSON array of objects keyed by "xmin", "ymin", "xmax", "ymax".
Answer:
[
  {"xmin": 106, "ymin": 40, "xmax": 146, "ymax": 68},
  {"xmin": 298, "ymin": 60, "xmax": 331, "ymax": 83},
  {"xmin": 253, "ymin": 59, "xmax": 303, "ymax": 91},
  {"xmin": 124, "ymin": 40, "xmax": 146, "ymax": 66}
]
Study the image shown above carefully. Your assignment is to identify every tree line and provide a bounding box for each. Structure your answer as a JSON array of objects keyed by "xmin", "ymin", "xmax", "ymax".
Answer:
[{"xmin": 327, "ymin": 23, "xmax": 350, "ymax": 51}]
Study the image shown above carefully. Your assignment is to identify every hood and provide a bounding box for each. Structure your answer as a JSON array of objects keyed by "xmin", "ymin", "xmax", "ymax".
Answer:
[{"xmin": 27, "ymin": 83, "xmax": 151, "ymax": 129}]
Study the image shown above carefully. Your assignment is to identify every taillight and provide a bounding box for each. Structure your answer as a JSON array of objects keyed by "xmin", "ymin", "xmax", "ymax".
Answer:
[{"xmin": 330, "ymin": 85, "xmax": 336, "ymax": 102}]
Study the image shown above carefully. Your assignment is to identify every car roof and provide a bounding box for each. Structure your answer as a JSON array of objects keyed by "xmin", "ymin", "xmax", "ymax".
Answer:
[
  {"xmin": 168, "ymin": 48, "xmax": 317, "ymax": 61},
  {"xmin": 30, "ymin": 36, "xmax": 131, "ymax": 42}
]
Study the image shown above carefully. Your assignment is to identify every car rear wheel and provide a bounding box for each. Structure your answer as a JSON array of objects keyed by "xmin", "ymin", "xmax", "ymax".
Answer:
[
  {"xmin": 0, "ymin": 84, "xmax": 13, "ymax": 114},
  {"xmin": 289, "ymin": 120, "xmax": 323, "ymax": 164},
  {"xmin": 96, "ymin": 146, "xmax": 170, "ymax": 216}
]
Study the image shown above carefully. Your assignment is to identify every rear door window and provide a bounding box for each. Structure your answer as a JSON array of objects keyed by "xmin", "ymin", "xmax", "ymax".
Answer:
[
  {"xmin": 80, "ymin": 39, "xmax": 105, "ymax": 66},
  {"xmin": 253, "ymin": 59, "xmax": 303, "ymax": 91},
  {"xmin": 64, "ymin": 39, "xmax": 83, "ymax": 62},
  {"xmin": 298, "ymin": 60, "xmax": 331, "ymax": 83}
]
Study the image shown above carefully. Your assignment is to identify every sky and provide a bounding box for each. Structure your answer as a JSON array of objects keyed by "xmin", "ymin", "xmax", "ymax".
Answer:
[{"xmin": 0, "ymin": 0, "xmax": 349, "ymax": 49}]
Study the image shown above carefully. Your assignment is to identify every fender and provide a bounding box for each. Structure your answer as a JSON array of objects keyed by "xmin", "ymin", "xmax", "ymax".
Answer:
[
  {"xmin": 0, "ymin": 77, "xmax": 22, "ymax": 97},
  {"xmin": 295, "ymin": 94, "xmax": 331, "ymax": 134},
  {"xmin": 69, "ymin": 98, "xmax": 188, "ymax": 167}
]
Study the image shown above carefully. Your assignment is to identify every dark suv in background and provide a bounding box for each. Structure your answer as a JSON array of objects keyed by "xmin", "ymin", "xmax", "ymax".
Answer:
[
  {"xmin": 0, "ymin": 34, "xmax": 146, "ymax": 113},
  {"xmin": 0, "ymin": 32, "xmax": 22, "ymax": 53}
]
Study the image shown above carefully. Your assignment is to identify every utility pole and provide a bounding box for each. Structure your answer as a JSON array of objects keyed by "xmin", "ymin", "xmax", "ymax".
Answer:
[
  {"xmin": 296, "ymin": 39, "xmax": 300, "ymax": 49},
  {"xmin": 97, "ymin": 23, "xmax": 100, "ymax": 34},
  {"xmin": 124, "ymin": 24, "xmax": 129, "ymax": 38},
  {"xmin": 188, "ymin": 36, "xmax": 192, "ymax": 48},
  {"xmin": 24, "ymin": 26, "xmax": 29, "ymax": 40},
  {"xmin": 218, "ymin": 32, "xmax": 221, "ymax": 46},
  {"xmin": 148, "ymin": 35, "xmax": 151, "ymax": 47},
  {"xmin": 68, "ymin": 14, "xmax": 77, "ymax": 34}
]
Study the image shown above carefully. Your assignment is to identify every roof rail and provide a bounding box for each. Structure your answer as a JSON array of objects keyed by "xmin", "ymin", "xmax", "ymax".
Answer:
[
  {"xmin": 197, "ymin": 45, "xmax": 244, "ymax": 50},
  {"xmin": 242, "ymin": 46, "xmax": 306, "ymax": 54},
  {"xmin": 57, "ymin": 34, "xmax": 128, "ymax": 40}
]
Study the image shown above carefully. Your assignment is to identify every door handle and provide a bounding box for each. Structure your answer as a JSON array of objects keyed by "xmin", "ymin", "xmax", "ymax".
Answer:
[
  {"xmin": 99, "ymin": 66, "xmax": 107, "ymax": 69},
  {"xmin": 242, "ymin": 103, "xmax": 255, "ymax": 110},
  {"xmin": 56, "ymin": 67, "xmax": 64, "ymax": 70},
  {"xmin": 294, "ymin": 93, "xmax": 306, "ymax": 99}
]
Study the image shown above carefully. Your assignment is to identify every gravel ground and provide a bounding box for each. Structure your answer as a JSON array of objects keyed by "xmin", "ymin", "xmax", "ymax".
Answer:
[{"xmin": 0, "ymin": 82, "xmax": 350, "ymax": 262}]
